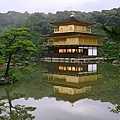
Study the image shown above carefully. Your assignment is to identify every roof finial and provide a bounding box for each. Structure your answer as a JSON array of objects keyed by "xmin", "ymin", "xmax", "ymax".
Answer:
[{"xmin": 70, "ymin": 11, "xmax": 75, "ymax": 17}]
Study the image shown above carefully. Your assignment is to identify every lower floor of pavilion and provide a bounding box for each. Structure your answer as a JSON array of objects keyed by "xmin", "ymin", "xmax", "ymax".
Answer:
[{"xmin": 41, "ymin": 46, "xmax": 98, "ymax": 58}]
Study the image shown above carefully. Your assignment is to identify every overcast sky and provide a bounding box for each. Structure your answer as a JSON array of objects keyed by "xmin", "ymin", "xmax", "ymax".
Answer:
[{"xmin": 0, "ymin": 0, "xmax": 120, "ymax": 13}]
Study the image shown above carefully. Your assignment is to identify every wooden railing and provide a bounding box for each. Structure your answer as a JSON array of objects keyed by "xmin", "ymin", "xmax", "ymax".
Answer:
[{"xmin": 54, "ymin": 28, "xmax": 91, "ymax": 33}]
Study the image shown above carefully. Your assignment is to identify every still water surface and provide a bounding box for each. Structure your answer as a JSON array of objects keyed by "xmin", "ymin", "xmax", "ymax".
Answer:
[{"xmin": 0, "ymin": 62, "xmax": 120, "ymax": 120}]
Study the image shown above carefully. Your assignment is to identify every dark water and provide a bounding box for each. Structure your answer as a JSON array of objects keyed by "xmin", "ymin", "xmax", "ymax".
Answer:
[{"xmin": 0, "ymin": 62, "xmax": 120, "ymax": 120}]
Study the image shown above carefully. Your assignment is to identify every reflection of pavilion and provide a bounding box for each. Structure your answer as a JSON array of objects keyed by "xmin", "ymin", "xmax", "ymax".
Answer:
[
  {"xmin": 42, "ymin": 62, "xmax": 103, "ymax": 103},
  {"xmin": 44, "ymin": 73, "xmax": 102, "ymax": 88}
]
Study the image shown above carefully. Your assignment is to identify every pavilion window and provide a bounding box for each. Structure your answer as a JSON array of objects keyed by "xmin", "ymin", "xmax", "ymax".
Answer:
[
  {"xmin": 88, "ymin": 47, "xmax": 92, "ymax": 56},
  {"xmin": 59, "ymin": 66, "xmax": 63, "ymax": 70},
  {"xmin": 67, "ymin": 66, "xmax": 72, "ymax": 71},
  {"xmin": 60, "ymin": 28, "xmax": 63, "ymax": 31},
  {"xmin": 71, "ymin": 49, "xmax": 76, "ymax": 53},
  {"xmin": 67, "ymin": 49, "xmax": 72, "ymax": 53},
  {"xmin": 70, "ymin": 27, "xmax": 72, "ymax": 30},
  {"xmin": 88, "ymin": 64, "xmax": 97, "ymax": 72},
  {"xmin": 63, "ymin": 66, "xmax": 67, "ymax": 71},
  {"xmin": 93, "ymin": 47, "xmax": 97, "ymax": 56},
  {"xmin": 59, "ymin": 49, "xmax": 66, "ymax": 53},
  {"xmin": 59, "ymin": 66, "xmax": 67, "ymax": 71},
  {"xmin": 59, "ymin": 49, "xmax": 63, "ymax": 53},
  {"xmin": 59, "ymin": 65, "xmax": 84, "ymax": 72},
  {"xmin": 78, "ymin": 49, "xmax": 83, "ymax": 53},
  {"xmin": 72, "ymin": 67, "xmax": 76, "ymax": 71},
  {"xmin": 78, "ymin": 67, "xmax": 83, "ymax": 71}
]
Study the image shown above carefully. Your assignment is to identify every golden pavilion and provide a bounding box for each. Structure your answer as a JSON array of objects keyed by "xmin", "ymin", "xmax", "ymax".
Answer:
[{"xmin": 40, "ymin": 12, "xmax": 104, "ymax": 61}]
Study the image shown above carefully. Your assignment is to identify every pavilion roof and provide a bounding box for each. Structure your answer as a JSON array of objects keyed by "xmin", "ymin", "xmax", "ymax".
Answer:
[
  {"xmin": 49, "ymin": 93, "xmax": 91, "ymax": 103},
  {"xmin": 50, "ymin": 15, "xmax": 94, "ymax": 26},
  {"xmin": 40, "ymin": 32, "xmax": 105, "ymax": 38},
  {"xmin": 42, "ymin": 79, "xmax": 104, "ymax": 88}
]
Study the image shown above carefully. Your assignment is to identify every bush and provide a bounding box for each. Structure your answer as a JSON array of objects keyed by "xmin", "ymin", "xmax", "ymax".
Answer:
[{"xmin": 11, "ymin": 73, "xmax": 19, "ymax": 82}]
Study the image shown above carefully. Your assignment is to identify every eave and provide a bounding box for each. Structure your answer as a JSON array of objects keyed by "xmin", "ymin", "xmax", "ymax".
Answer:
[{"xmin": 40, "ymin": 32, "xmax": 105, "ymax": 39}]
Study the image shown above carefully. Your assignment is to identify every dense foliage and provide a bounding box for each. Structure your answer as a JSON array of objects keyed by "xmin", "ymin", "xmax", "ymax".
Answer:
[
  {"xmin": 101, "ymin": 25, "xmax": 120, "ymax": 60},
  {"xmin": 0, "ymin": 28, "xmax": 36, "ymax": 77},
  {"xmin": 0, "ymin": 7, "xmax": 120, "ymax": 60}
]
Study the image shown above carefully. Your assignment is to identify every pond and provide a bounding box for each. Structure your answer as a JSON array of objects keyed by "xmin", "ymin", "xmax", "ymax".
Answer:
[{"xmin": 0, "ymin": 62, "xmax": 120, "ymax": 120}]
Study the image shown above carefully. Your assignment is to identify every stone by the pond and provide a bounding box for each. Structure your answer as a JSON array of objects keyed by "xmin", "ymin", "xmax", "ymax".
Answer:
[
  {"xmin": 0, "ymin": 76, "xmax": 18, "ymax": 85},
  {"xmin": 0, "ymin": 79, "xmax": 11, "ymax": 85},
  {"xmin": 112, "ymin": 60, "xmax": 120, "ymax": 64},
  {"xmin": 1, "ymin": 77, "xmax": 5, "ymax": 81}
]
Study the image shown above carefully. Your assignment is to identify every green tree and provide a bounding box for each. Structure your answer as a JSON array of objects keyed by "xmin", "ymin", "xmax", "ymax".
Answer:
[
  {"xmin": 101, "ymin": 25, "xmax": 120, "ymax": 60},
  {"xmin": 23, "ymin": 12, "xmax": 54, "ymax": 58},
  {"xmin": 0, "ymin": 27, "xmax": 36, "ymax": 78}
]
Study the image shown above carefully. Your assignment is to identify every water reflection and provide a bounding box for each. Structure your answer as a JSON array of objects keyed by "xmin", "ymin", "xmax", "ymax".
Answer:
[
  {"xmin": 39, "ymin": 62, "xmax": 120, "ymax": 120},
  {"xmin": 42, "ymin": 62, "xmax": 104, "ymax": 104},
  {"xmin": 0, "ymin": 62, "xmax": 120, "ymax": 120},
  {"xmin": 33, "ymin": 97, "xmax": 118, "ymax": 120},
  {"xmin": 0, "ymin": 88, "xmax": 36, "ymax": 119}
]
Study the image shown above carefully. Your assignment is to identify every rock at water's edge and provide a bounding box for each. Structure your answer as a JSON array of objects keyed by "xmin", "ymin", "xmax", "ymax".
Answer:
[{"xmin": 112, "ymin": 60, "xmax": 120, "ymax": 64}]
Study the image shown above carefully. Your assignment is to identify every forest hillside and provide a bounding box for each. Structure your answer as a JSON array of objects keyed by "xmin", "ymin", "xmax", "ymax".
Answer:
[{"xmin": 0, "ymin": 7, "xmax": 120, "ymax": 60}]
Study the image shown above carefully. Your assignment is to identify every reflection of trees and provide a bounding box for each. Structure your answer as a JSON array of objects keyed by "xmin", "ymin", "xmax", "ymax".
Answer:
[
  {"xmin": 15, "ymin": 64, "xmax": 54, "ymax": 100},
  {"xmin": 109, "ymin": 105, "xmax": 120, "ymax": 114},
  {"xmin": 0, "ymin": 88, "xmax": 36, "ymax": 120},
  {"xmin": 89, "ymin": 63, "xmax": 120, "ymax": 115},
  {"xmin": 90, "ymin": 63, "xmax": 120, "ymax": 104}
]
